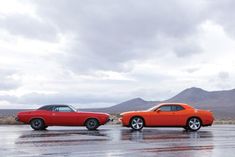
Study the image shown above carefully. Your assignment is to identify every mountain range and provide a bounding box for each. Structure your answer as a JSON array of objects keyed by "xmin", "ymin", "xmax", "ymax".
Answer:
[
  {"xmin": 1, "ymin": 87, "xmax": 235, "ymax": 119},
  {"xmin": 82, "ymin": 87, "xmax": 235, "ymax": 119}
]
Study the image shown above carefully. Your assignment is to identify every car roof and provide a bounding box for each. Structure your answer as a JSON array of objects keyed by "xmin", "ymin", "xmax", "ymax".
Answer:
[
  {"xmin": 159, "ymin": 103, "xmax": 193, "ymax": 109},
  {"xmin": 42, "ymin": 104, "xmax": 69, "ymax": 107},
  {"xmin": 37, "ymin": 104, "xmax": 70, "ymax": 109}
]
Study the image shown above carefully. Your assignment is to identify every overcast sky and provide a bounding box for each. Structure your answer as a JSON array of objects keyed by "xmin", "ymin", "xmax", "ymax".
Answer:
[{"xmin": 0, "ymin": 0, "xmax": 235, "ymax": 109}]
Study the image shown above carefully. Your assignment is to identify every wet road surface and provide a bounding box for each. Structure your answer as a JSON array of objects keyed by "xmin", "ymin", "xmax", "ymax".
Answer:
[{"xmin": 0, "ymin": 125, "xmax": 235, "ymax": 157}]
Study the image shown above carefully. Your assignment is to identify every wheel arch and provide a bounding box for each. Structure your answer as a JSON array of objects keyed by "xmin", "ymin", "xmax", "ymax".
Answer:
[
  {"xmin": 84, "ymin": 117, "xmax": 100, "ymax": 126},
  {"xmin": 129, "ymin": 116, "xmax": 146, "ymax": 126},
  {"xmin": 29, "ymin": 117, "xmax": 46, "ymax": 124},
  {"xmin": 186, "ymin": 116, "xmax": 202, "ymax": 126}
]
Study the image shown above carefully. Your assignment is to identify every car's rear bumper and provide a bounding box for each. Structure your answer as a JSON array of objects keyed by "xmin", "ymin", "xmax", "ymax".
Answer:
[
  {"xmin": 15, "ymin": 117, "xmax": 19, "ymax": 122},
  {"xmin": 203, "ymin": 119, "xmax": 214, "ymax": 126}
]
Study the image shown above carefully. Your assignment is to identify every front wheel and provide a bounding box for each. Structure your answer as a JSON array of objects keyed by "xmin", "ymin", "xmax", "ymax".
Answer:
[
  {"xmin": 187, "ymin": 117, "xmax": 201, "ymax": 131},
  {"xmin": 30, "ymin": 118, "xmax": 45, "ymax": 130},
  {"xmin": 130, "ymin": 117, "xmax": 144, "ymax": 131},
  {"xmin": 85, "ymin": 118, "xmax": 99, "ymax": 130}
]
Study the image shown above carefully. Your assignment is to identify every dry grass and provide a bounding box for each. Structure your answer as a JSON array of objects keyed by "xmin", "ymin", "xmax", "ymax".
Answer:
[
  {"xmin": 214, "ymin": 120, "xmax": 235, "ymax": 125},
  {"xmin": 0, "ymin": 116, "xmax": 22, "ymax": 125},
  {"xmin": 108, "ymin": 114, "xmax": 121, "ymax": 125}
]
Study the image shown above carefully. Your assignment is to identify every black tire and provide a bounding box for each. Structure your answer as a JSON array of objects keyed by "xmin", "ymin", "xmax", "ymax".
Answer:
[
  {"xmin": 42, "ymin": 126, "xmax": 48, "ymax": 130},
  {"xmin": 85, "ymin": 118, "xmax": 99, "ymax": 130},
  {"xmin": 187, "ymin": 117, "xmax": 201, "ymax": 131},
  {"xmin": 130, "ymin": 117, "xmax": 144, "ymax": 131},
  {"xmin": 30, "ymin": 118, "xmax": 45, "ymax": 130}
]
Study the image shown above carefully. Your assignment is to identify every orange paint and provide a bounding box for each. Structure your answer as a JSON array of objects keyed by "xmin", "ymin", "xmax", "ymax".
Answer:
[{"xmin": 120, "ymin": 103, "xmax": 214, "ymax": 131}]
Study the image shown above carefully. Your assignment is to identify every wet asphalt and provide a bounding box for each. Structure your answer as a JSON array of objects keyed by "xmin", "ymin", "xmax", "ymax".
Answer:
[{"xmin": 0, "ymin": 125, "xmax": 235, "ymax": 157}]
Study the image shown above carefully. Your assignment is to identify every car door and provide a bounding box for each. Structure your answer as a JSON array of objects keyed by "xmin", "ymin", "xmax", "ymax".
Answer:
[
  {"xmin": 172, "ymin": 105, "xmax": 188, "ymax": 126},
  {"xmin": 51, "ymin": 106, "xmax": 78, "ymax": 126},
  {"xmin": 151, "ymin": 105, "xmax": 177, "ymax": 126}
]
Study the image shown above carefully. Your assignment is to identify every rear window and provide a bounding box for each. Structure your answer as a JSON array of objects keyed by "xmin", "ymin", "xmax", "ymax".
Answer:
[
  {"xmin": 172, "ymin": 105, "xmax": 185, "ymax": 111},
  {"xmin": 38, "ymin": 106, "xmax": 53, "ymax": 111}
]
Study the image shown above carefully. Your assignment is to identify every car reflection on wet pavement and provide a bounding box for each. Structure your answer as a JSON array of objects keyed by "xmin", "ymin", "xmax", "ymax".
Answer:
[{"xmin": 0, "ymin": 125, "xmax": 235, "ymax": 157}]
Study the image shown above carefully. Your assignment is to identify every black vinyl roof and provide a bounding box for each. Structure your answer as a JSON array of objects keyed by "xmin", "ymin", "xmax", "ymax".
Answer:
[{"xmin": 37, "ymin": 104, "xmax": 69, "ymax": 110}]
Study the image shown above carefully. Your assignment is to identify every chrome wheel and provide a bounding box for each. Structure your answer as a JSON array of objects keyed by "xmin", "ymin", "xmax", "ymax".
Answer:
[
  {"xmin": 130, "ymin": 117, "xmax": 144, "ymax": 131},
  {"xmin": 188, "ymin": 117, "xmax": 201, "ymax": 131}
]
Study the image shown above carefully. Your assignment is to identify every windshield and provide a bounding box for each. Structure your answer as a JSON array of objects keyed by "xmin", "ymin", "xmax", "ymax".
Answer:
[
  {"xmin": 146, "ymin": 104, "xmax": 161, "ymax": 111},
  {"xmin": 69, "ymin": 105, "xmax": 78, "ymax": 112}
]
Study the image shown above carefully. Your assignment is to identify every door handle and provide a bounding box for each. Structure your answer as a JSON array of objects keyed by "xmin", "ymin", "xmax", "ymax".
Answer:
[{"xmin": 52, "ymin": 113, "xmax": 56, "ymax": 116}]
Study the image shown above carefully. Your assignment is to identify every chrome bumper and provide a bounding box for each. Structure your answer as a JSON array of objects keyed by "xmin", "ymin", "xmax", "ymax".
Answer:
[{"xmin": 105, "ymin": 118, "xmax": 113, "ymax": 123}]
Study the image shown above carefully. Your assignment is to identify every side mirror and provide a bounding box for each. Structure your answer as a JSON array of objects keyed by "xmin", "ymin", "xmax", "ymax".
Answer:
[{"xmin": 156, "ymin": 109, "xmax": 161, "ymax": 112}]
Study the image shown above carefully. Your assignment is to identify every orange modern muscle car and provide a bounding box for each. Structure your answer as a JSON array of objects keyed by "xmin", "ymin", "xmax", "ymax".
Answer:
[{"xmin": 119, "ymin": 103, "xmax": 214, "ymax": 131}]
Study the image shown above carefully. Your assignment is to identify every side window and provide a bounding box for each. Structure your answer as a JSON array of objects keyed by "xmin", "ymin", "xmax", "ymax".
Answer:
[
  {"xmin": 172, "ymin": 105, "xmax": 184, "ymax": 111},
  {"xmin": 159, "ymin": 106, "xmax": 171, "ymax": 111},
  {"xmin": 53, "ymin": 106, "xmax": 73, "ymax": 112}
]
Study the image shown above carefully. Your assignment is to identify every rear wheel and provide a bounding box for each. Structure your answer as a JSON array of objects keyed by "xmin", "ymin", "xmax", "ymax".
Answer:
[
  {"xmin": 187, "ymin": 117, "xmax": 201, "ymax": 131},
  {"xmin": 85, "ymin": 118, "xmax": 99, "ymax": 130},
  {"xmin": 130, "ymin": 117, "xmax": 144, "ymax": 131},
  {"xmin": 30, "ymin": 118, "xmax": 45, "ymax": 130}
]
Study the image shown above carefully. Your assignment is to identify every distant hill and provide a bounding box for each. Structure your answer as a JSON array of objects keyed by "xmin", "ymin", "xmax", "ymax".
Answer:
[
  {"xmin": 82, "ymin": 98, "xmax": 160, "ymax": 113},
  {"xmin": 82, "ymin": 87, "xmax": 235, "ymax": 119},
  {"xmin": 1, "ymin": 87, "xmax": 235, "ymax": 119},
  {"xmin": 164, "ymin": 87, "xmax": 235, "ymax": 119}
]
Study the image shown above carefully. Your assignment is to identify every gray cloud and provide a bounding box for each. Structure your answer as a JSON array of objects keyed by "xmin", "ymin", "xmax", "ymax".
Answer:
[
  {"xmin": 185, "ymin": 67, "xmax": 200, "ymax": 73},
  {"xmin": 218, "ymin": 71, "xmax": 229, "ymax": 80},
  {"xmin": 0, "ymin": 69, "xmax": 20, "ymax": 91},
  {"xmin": 32, "ymin": 0, "xmax": 206, "ymax": 72},
  {"xmin": 0, "ymin": 92, "xmax": 123, "ymax": 108},
  {"xmin": 208, "ymin": 0, "xmax": 235, "ymax": 38},
  {"xmin": 174, "ymin": 41, "xmax": 202, "ymax": 58},
  {"xmin": 0, "ymin": 14, "xmax": 58, "ymax": 41}
]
